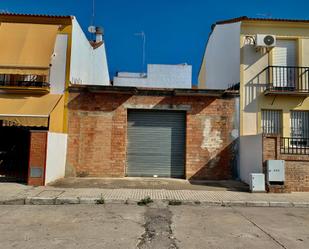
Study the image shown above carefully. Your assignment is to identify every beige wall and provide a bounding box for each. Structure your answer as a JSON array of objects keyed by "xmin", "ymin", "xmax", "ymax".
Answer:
[{"xmin": 240, "ymin": 21, "xmax": 309, "ymax": 137}]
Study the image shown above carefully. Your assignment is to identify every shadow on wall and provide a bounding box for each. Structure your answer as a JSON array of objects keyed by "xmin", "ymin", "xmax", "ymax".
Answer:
[
  {"xmin": 244, "ymin": 69, "xmax": 267, "ymax": 113},
  {"xmin": 188, "ymin": 140, "xmax": 238, "ymax": 181},
  {"xmin": 241, "ymin": 43, "xmax": 269, "ymax": 113},
  {"xmin": 68, "ymin": 92, "xmax": 133, "ymax": 112},
  {"xmin": 153, "ymin": 96, "xmax": 216, "ymax": 115},
  {"xmin": 68, "ymin": 93, "xmax": 217, "ymax": 115}
]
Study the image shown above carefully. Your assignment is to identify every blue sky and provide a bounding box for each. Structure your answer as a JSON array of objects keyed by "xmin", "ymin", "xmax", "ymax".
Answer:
[{"xmin": 0, "ymin": 0, "xmax": 309, "ymax": 83}]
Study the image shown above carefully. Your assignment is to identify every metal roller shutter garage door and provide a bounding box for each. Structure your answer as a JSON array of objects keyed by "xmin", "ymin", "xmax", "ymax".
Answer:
[{"xmin": 127, "ymin": 110, "xmax": 186, "ymax": 178}]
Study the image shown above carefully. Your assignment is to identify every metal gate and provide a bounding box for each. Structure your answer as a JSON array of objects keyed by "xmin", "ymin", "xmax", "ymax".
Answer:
[{"xmin": 127, "ymin": 110, "xmax": 186, "ymax": 178}]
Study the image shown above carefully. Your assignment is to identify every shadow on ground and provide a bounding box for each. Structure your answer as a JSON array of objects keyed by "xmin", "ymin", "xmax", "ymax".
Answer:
[{"xmin": 50, "ymin": 178, "xmax": 249, "ymax": 192}]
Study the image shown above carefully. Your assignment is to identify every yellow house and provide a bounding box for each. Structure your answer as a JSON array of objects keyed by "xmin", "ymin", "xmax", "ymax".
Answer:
[
  {"xmin": 0, "ymin": 13, "xmax": 110, "ymax": 185},
  {"xmin": 199, "ymin": 16, "xmax": 309, "ymax": 192}
]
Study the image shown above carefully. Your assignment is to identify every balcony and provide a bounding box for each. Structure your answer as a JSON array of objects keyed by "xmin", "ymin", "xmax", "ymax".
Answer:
[
  {"xmin": 280, "ymin": 137, "xmax": 309, "ymax": 155},
  {"xmin": 0, "ymin": 74, "xmax": 50, "ymax": 94},
  {"xmin": 264, "ymin": 66, "xmax": 309, "ymax": 96}
]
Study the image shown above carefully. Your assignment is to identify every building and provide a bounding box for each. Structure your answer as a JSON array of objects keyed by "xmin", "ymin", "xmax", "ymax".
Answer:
[
  {"xmin": 66, "ymin": 85, "xmax": 239, "ymax": 180},
  {"xmin": 0, "ymin": 13, "xmax": 109, "ymax": 185},
  {"xmin": 198, "ymin": 16, "xmax": 309, "ymax": 192},
  {"xmin": 113, "ymin": 64, "xmax": 192, "ymax": 88}
]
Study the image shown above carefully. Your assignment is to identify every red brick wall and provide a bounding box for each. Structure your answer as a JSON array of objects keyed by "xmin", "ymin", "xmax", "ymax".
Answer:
[
  {"xmin": 263, "ymin": 136, "xmax": 309, "ymax": 192},
  {"xmin": 28, "ymin": 131, "xmax": 47, "ymax": 186},
  {"xmin": 66, "ymin": 92, "xmax": 238, "ymax": 180}
]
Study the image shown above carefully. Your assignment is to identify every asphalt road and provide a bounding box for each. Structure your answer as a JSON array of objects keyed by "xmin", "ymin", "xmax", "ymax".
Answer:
[{"xmin": 0, "ymin": 204, "xmax": 308, "ymax": 249}]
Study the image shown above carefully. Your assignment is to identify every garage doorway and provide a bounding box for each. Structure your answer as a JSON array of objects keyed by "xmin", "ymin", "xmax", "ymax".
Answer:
[
  {"xmin": 127, "ymin": 110, "xmax": 186, "ymax": 178},
  {"xmin": 0, "ymin": 126, "xmax": 30, "ymax": 183}
]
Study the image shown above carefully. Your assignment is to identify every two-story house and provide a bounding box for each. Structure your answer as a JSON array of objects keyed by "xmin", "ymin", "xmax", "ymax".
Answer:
[
  {"xmin": 0, "ymin": 13, "xmax": 109, "ymax": 185},
  {"xmin": 199, "ymin": 16, "xmax": 309, "ymax": 192}
]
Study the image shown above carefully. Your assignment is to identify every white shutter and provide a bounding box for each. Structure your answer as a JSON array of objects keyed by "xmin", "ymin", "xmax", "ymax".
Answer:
[
  {"xmin": 273, "ymin": 40, "xmax": 296, "ymax": 66},
  {"xmin": 272, "ymin": 40, "xmax": 297, "ymax": 87}
]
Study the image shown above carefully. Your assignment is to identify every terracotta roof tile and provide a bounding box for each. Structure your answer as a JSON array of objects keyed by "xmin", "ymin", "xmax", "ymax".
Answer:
[
  {"xmin": 215, "ymin": 16, "xmax": 309, "ymax": 26},
  {"xmin": 0, "ymin": 12, "xmax": 71, "ymax": 19}
]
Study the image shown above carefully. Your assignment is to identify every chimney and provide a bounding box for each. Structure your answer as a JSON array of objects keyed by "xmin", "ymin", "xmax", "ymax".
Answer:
[{"xmin": 95, "ymin": 27, "xmax": 104, "ymax": 43}]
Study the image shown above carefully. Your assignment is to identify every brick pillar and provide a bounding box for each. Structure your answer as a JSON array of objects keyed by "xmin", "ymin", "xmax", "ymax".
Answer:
[{"xmin": 27, "ymin": 131, "xmax": 48, "ymax": 186}]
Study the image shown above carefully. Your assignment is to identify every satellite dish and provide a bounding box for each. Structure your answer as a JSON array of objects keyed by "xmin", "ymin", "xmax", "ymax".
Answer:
[
  {"xmin": 264, "ymin": 35, "xmax": 275, "ymax": 46},
  {"xmin": 88, "ymin": 26, "xmax": 96, "ymax": 33}
]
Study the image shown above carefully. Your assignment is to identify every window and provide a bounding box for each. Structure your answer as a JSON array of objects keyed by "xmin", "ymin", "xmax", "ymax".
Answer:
[
  {"xmin": 261, "ymin": 109, "xmax": 282, "ymax": 135},
  {"xmin": 290, "ymin": 111, "xmax": 309, "ymax": 147},
  {"xmin": 291, "ymin": 111, "xmax": 309, "ymax": 138}
]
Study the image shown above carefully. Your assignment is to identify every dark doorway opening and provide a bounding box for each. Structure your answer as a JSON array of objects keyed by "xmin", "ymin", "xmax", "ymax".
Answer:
[{"xmin": 0, "ymin": 126, "xmax": 31, "ymax": 183}]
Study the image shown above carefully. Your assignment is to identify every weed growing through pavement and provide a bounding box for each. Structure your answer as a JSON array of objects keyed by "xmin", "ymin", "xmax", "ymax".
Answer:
[
  {"xmin": 137, "ymin": 196, "xmax": 153, "ymax": 206},
  {"xmin": 168, "ymin": 200, "xmax": 182, "ymax": 206},
  {"xmin": 96, "ymin": 194, "xmax": 105, "ymax": 204}
]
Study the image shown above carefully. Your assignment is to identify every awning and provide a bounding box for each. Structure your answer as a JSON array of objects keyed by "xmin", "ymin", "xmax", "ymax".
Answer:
[
  {"xmin": 0, "ymin": 22, "xmax": 59, "ymax": 75},
  {"xmin": 0, "ymin": 94, "xmax": 62, "ymax": 127}
]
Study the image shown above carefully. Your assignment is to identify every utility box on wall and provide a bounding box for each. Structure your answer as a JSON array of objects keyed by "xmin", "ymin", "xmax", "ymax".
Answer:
[{"xmin": 267, "ymin": 160, "xmax": 285, "ymax": 184}]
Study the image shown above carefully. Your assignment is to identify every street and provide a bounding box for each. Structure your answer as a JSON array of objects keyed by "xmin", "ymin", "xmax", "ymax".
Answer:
[{"xmin": 0, "ymin": 204, "xmax": 308, "ymax": 249}]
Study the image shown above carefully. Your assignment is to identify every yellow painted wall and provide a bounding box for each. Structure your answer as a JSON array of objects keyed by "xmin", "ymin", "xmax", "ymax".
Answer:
[
  {"xmin": 49, "ymin": 95, "xmax": 65, "ymax": 133},
  {"xmin": 240, "ymin": 21, "xmax": 309, "ymax": 137},
  {"xmin": 58, "ymin": 25, "xmax": 73, "ymax": 133},
  {"xmin": 0, "ymin": 16, "xmax": 73, "ymax": 134}
]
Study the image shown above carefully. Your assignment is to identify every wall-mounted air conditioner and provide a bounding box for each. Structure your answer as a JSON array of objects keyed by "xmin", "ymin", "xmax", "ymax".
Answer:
[
  {"xmin": 266, "ymin": 160, "xmax": 285, "ymax": 184},
  {"xmin": 255, "ymin": 34, "xmax": 276, "ymax": 47}
]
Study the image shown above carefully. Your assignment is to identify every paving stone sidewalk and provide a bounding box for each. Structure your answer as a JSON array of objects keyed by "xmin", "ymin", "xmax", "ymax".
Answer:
[{"xmin": 0, "ymin": 183, "xmax": 309, "ymax": 207}]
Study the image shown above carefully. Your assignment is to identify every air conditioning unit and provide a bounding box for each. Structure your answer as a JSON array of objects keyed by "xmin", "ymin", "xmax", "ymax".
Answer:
[
  {"xmin": 249, "ymin": 173, "xmax": 266, "ymax": 192},
  {"xmin": 267, "ymin": 160, "xmax": 285, "ymax": 184},
  {"xmin": 255, "ymin": 34, "xmax": 276, "ymax": 47}
]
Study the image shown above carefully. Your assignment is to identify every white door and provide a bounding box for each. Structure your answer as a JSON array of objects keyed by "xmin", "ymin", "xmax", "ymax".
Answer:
[{"xmin": 272, "ymin": 40, "xmax": 297, "ymax": 88}]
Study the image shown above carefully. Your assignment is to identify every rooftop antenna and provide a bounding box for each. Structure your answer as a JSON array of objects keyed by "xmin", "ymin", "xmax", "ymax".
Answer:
[
  {"xmin": 134, "ymin": 31, "xmax": 146, "ymax": 73},
  {"xmin": 87, "ymin": 0, "xmax": 96, "ymax": 40},
  {"xmin": 91, "ymin": 0, "xmax": 95, "ymax": 26}
]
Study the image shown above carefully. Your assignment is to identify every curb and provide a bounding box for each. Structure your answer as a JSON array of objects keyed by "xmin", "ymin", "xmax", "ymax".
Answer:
[{"xmin": 0, "ymin": 197, "xmax": 308, "ymax": 208}]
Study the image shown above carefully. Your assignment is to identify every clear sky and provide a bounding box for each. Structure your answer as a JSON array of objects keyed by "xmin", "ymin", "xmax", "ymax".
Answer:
[{"xmin": 0, "ymin": 0, "xmax": 308, "ymax": 83}]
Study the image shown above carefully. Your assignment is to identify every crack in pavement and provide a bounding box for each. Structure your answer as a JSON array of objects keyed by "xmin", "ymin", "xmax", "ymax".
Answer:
[
  {"xmin": 232, "ymin": 207, "xmax": 287, "ymax": 249},
  {"xmin": 137, "ymin": 206, "xmax": 178, "ymax": 249}
]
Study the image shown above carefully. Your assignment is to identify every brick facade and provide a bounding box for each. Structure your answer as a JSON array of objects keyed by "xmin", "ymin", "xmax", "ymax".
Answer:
[
  {"xmin": 66, "ymin": 92, "xmax": 238, "ymax": 180},
  {"xmin": 263, "ymin": 136, "xmax": 309, "ymax": 192},
  {"xmin": 28, "ymin": 131, "xmax": 48, "ymax": 186}
]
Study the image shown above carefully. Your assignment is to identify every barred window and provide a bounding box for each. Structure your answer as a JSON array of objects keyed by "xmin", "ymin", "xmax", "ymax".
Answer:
[
  {"xmin": 261, "ymin": 109, "xmax": 282, "ymax": 135},
  {"xmin": 291, "ymin": 111, "xmax": 309, "ymax": 138}
]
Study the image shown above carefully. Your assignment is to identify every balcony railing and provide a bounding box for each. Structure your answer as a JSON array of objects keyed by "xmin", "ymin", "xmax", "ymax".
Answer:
[
  {"xmin": 0, "ymin": 74, "xmax": 50, "ymax": 91},
  {"xmin": 280, "ymin": 137, "xmax": 309, "ymax": 155},
  {"xmin": 0, "ymin": 80, "xmax": 50, "ymax": 88},
  {"xmin": 265, "ymin": 66, "xmax": 309, "ymax": 94}
]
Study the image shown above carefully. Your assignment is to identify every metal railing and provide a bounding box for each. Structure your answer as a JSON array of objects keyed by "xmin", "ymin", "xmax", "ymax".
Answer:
[
  {"xmin": 266, "ymin": 66, "xmax": 309, "ymax": 93},
  {"xmin": 280, "ymin": 137, "xmax": 309, "ymax": 155},
  {"xmin": 0, "ymin": 80, "xmax": 50, "ymax": 88}
]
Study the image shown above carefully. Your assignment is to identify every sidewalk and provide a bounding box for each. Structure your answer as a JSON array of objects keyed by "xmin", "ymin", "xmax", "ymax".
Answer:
[{"xmin": 1, "ymin": 182, "xmax": 309, "ymax": 207}]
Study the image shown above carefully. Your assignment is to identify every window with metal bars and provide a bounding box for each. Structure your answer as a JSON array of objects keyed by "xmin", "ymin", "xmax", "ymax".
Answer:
[
  {"xmin": 290, "ymin": 111, "xmax": 309, "ymax": 147},
  {"xmin": 261, "ymin": 109, "xmax": 282, "ymax": 135}
]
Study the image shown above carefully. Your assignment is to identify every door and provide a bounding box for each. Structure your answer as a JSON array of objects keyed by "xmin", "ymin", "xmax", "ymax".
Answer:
[
  {"xmin": 272, "ymin": 40, "xmax": 297, "ymax": 88},
  {"xmin": 127, "ymin": 110, "xmax": 186, "ymax": 178}
]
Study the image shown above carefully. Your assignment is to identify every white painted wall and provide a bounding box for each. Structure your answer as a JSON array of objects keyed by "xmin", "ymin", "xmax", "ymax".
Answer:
[
  {"xmin": 202, "ymin": 22, "xmax": 241, "ymax": 89},
  {"xmin": 113, "ymin": 64, "xmax": 192, "ymax": 88},
  {"xmin": 49, "ymin": 34, "xmax": 68, "ymax": 94},
  {"xmin": 70, "ymin": 17, "xmax": 110, "ymax": 85},
  {"xmin": 45, "ymin": 132, "xmax": 67, "ymax": 185},
  {"xmin": 239, "ymin": 134, "xmax": 263, "ymax": 184}
]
